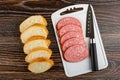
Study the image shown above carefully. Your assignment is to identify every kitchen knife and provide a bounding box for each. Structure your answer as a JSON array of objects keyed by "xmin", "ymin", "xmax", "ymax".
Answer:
[{"xmin": 86, "ymin": 5, "xmax": 99, "ymax": 71}]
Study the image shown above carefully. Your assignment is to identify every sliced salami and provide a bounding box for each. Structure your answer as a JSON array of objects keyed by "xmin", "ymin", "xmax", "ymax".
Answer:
[
  {"xmin": 56, "ymin": 17, "xmax": 88, "ymax": 62},
  {"xmin": 58, "ymin": 24, "xmax": 81, "ymax": 37},
  {"xmin": 60, "ymin": 31, "xmax": 83, "ymax": 44},
  {"xmin": 64, "ymin": 45, "xmax": 88, "ymax": 62},
  {"xmin": 56, "ymin": 17, "xmax": 81, "ymax": 30},
  {"xmin": 62, "ymin": 37, "xmax": 86, "ymax": 52}
]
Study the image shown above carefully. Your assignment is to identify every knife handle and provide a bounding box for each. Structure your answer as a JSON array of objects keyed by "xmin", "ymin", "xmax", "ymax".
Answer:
[{"xmin": 90, "ymin": 39, "xmax": 99, "ymax": 71}]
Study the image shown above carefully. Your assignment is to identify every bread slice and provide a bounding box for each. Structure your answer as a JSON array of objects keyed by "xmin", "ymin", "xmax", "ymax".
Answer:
[
  {"xmin": 20, "ymin": 24, "xmax": 48, "ymax": 43},
  {"xmin": 28, "ymin": 58, "xmax": 54, "ymax": 73},
  {"xmin": 20, "ymin": 15, "xmax": 47, "ymax": 33},
  {"xmin": 25, "ymin": 47, "xmax": 52, "ymax": 63},
  {"xmin": 24, "ymin": 37, "xmax": 51, "ymax": 54}
]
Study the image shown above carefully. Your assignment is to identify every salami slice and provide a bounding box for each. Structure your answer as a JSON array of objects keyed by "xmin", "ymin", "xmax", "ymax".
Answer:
[
  {"xmin": 58, "ymin": 24, "xmax": 81, "ymax": 37},
  {"xmin": 56, "ymin": 17, "xmax": 81, "ymax": 30},
  {"xmin": 60, "ymin": 31, "xmax": 83, "ymax": 44},
  {"xmin": 62, "ymin": 37, "xmax": 86, "ymax": 52},
  {"xmin": 64, "ymin": 44, "xmax": 88, "ymax": 62}
]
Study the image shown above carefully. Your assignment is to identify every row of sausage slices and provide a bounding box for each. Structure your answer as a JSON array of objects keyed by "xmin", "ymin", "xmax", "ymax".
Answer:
[
  {"xmin": 56, "ymin": 17, "xmax": 88, "ymax": 62},
  {"xmin": 20, "ymin": 15, "xmax": 54, "ymax": 73}
]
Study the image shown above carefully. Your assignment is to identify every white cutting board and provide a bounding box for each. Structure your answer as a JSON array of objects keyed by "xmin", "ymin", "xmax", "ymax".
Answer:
[{"xmin": 51, "ymin": 4, "xmax": 108, "ymax": 77}]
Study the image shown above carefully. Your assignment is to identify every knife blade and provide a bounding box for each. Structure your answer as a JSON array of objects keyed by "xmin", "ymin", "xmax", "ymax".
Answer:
[
  {"xmin": 86, "ymin": 5, "xmax": 92, "ymax": 37},
  {"xmin": 86, "ymin": 5, "xmax": 99, "ymax": 71}
]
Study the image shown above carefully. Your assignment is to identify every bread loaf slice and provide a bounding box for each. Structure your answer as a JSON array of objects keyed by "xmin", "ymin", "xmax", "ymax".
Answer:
[
  {"xmin": 20, "ymin": 24, "xmax": 48, "ymax": 43},
  {"xmin": 28, "ymin": 58, "xmax": 54, "ymax": 73},
  {"xmin": 24, "ymin": 36, "xmax": 51, "ymax": 54},
  {"xmin": 25, "ymin": 47, "xmax": 52, "ymax": 63},
  {"xmin": 20, "ymin": 15, "xmax": 47, "ymax": 33}
]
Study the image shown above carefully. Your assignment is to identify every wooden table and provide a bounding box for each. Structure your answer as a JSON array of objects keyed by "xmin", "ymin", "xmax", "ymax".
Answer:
[{"xmin": 0, "ymin": 0, "xmax": 120, "ymax": 79}]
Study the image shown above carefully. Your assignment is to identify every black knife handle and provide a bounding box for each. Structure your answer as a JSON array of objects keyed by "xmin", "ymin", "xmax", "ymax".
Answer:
[{"xmin": 90, "ymin": 39, "xmax": 99, "ymax": 71}]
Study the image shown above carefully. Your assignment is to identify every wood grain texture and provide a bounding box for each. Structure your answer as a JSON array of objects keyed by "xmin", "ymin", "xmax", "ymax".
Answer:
[{"xmin": 0, "ymin": 0, "xmax": 120, "ymax": 79}]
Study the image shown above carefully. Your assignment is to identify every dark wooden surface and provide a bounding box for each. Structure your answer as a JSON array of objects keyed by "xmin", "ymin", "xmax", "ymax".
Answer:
[{"xmin": 0, "ymin": 0, "xmax": 120, "ymax": 79}]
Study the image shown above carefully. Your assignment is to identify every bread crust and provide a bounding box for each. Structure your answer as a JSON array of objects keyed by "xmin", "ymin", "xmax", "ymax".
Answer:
[
  {"xmin": 23, "ymin": 37, "xmax": 51, "ymax": 54},
  {"xmin": 25, "ymin": 47, "xmax": 52, "ymax": 62},
  {"xmin": 25, "ymin": 36, "xmax": 51, "ymax": 46},
  {"xmin": 20, "ymin": 15, "xmax": 47, "ymax": 33},
  {"xmin": 29, "ymin": 47, "xmax": 52, "ymax": 54},
  {"xmin": 20, "ymin": 24, "xmax": 49, "ymax": 43},
  {"xmin": 19, "ymin": 15, "xmax": 54, "ymax": 73},
  {"xmin": 30, "ymin": 58, "xmax": 54, "ymax": 65},
  {"xmin": 28, "ymin": 58, "xmax": 54, "ymax": 73}
]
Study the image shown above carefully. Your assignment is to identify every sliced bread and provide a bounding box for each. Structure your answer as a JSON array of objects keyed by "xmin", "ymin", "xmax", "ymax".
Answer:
[
  {"xmin": 28, "ymin": 58, "xmax": 54, "ymax": 73},
  {"xmin": 25, "ymin": 47, "xmax": 52, "ymax": 63},
  {"xmin": 20, "ymin": 24, "xmax": 48, "ymax": 43},
  {"xmin": 24, "ymin": 36, "xmax": 51, "ymax": 54},
  {"xmin": 20, "ymin": 15, "xmax": 47, "ymax": 33}
]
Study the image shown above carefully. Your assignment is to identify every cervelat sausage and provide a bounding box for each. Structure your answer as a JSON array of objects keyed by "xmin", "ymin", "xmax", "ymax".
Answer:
[
  {"xmin": 56, "ymin": 17, "xmax": 88, "ymax": 62},
  {"xmin": 64, "ymin": 45, "xmax": 88, "ymax": 62},
  {"xmin": 62, "ymin": 37, "xmax": 85, "ymax": 52},
  {"xmin": 56, "ymin": 17, "xmax": 81, "ymax": 30},
  {"xmin": 60, "ymin": 31, "xmax": 83, "ymax": 44},
  {"xmin": 58, "ymin": 24, "xmax": 81, "ymax": 37}
]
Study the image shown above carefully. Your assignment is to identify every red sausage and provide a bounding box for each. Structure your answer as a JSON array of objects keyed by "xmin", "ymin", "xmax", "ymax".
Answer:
[
  {"xmin": 58, "ymin": 24, "xmax": 81, "ymax": 37},
  {"xmin": 64, "ymin": 45, "xmax": 88, "ymax": 62},
  {"xmin": 62, "ymin": 37, "xmax": 86, "ymax": 52},
  {"xmin": 56, "ymin": 17, "xmax": 88, "ymax": 62},
  {"xmin": 60, "ymin": 31, "xmax": 83, "ymax": 44},
  {"xmin": 56, "ymin": 17, "xmax": 81, "ymax": 30}
]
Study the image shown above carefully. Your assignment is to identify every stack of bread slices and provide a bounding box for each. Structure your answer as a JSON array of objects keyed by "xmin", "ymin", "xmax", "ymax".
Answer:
[{"xmin": 19, "ymin": 15, "xmax": 54, "ymax": 73}]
